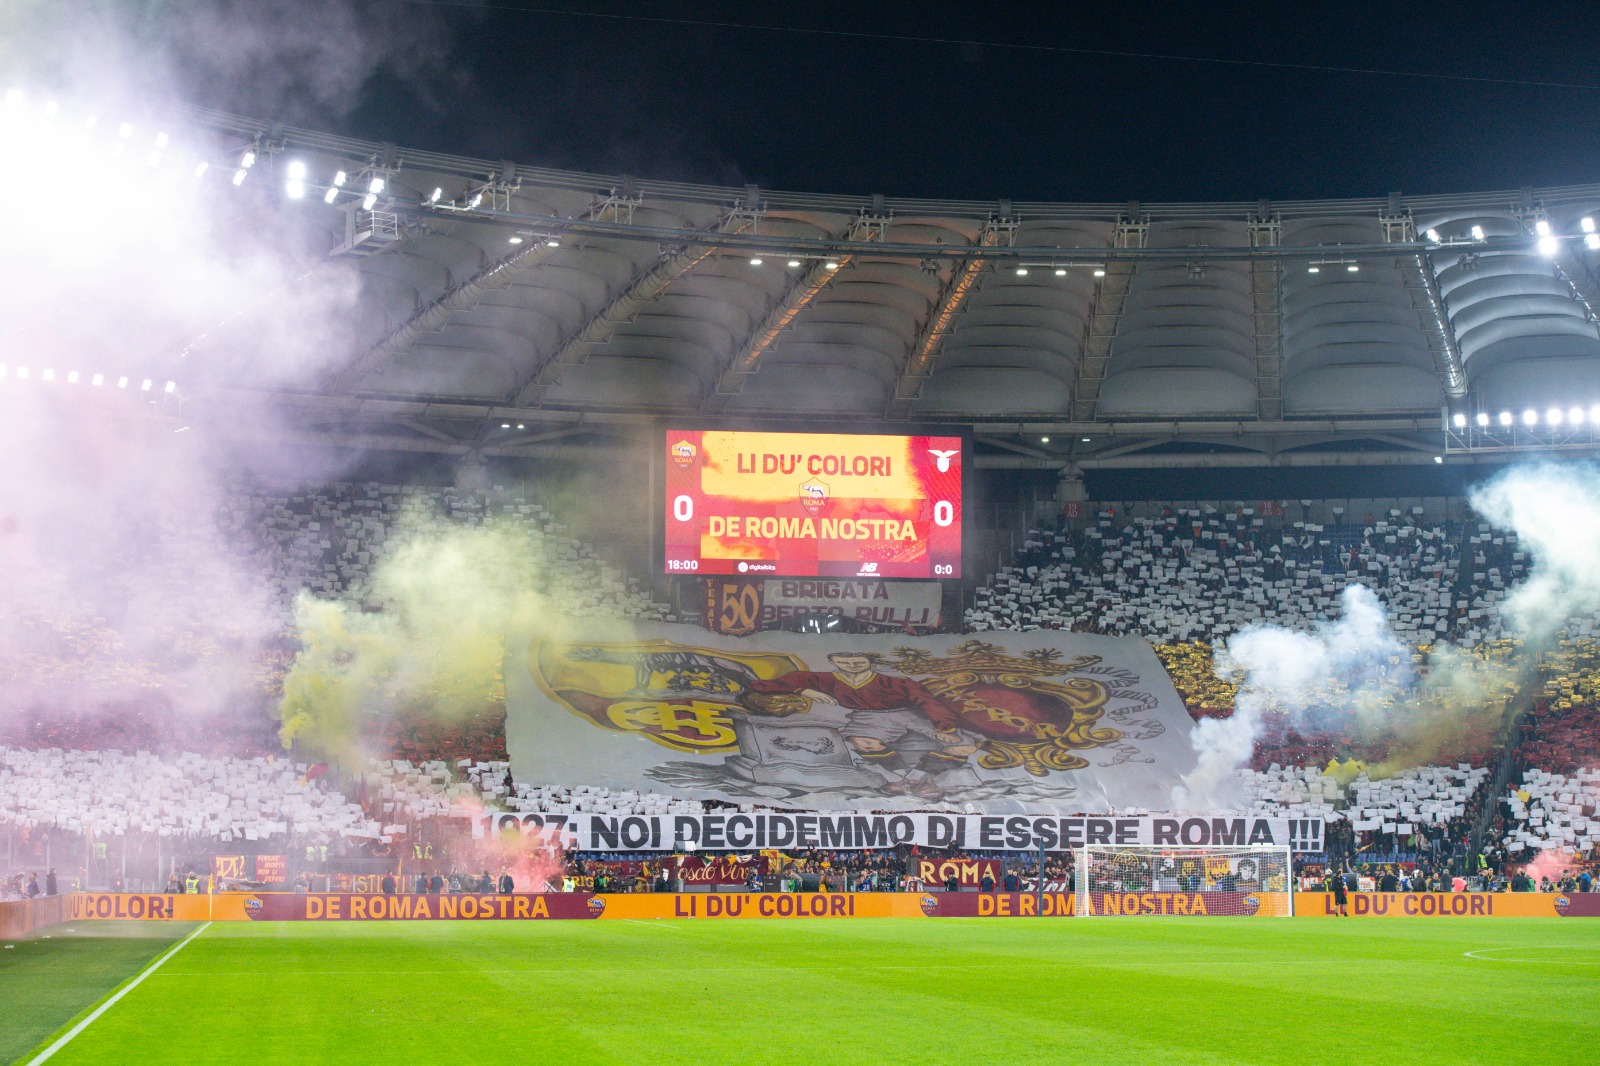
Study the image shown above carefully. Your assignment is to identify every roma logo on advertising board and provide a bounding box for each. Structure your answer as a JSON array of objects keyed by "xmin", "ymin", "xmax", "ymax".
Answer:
[{"xmin": 528, "ymin": 632, "xmax": 1172, "ymax": 808}]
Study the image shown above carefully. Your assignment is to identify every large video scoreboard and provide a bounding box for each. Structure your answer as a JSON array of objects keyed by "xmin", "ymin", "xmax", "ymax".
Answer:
[{"xmin": 662, "ymin": 428, "xmax": 963, "ymax": 579}]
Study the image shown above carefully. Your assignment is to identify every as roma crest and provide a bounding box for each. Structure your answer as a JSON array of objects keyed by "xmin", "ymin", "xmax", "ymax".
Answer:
[
  {"xmin": 586, "ymin": 896, "xmax": 607, "ymax": 917},
  {"xmin": 919, "ymin": 894, "xmax": 940, "ymax": 917},
  {"xmin": 531, "ymin": 639, "xmax": 806, "ymax": 753},
  {"xmin": 670, "ymin": 439, "xmax": 698, "ymax": 469},
  {"xmin": 799, "ymin": 478, "xmax": 829, "ymax": 516}
]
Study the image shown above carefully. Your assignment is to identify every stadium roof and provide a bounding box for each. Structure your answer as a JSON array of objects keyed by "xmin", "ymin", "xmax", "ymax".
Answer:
[{"xmin": 193, "ymin": 107, "xmax": 1600, "ymax": 471}]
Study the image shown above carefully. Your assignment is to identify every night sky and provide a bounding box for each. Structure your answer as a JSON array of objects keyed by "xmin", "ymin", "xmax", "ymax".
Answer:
[{"xmin": 320, "ymin": 0, "xmax": 1600, "ymax": 203}]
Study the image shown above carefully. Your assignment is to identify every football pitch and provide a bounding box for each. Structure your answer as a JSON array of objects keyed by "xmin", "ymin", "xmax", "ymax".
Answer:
[{"xmin": 7, "ymin": 917, "xmax": 1600, "ymax": 1065}]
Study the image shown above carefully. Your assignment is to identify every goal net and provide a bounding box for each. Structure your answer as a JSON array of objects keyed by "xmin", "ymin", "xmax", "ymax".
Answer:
[{"xmin": 1076, "ymin": 845, "xmax": 1293, "ymax": 917}]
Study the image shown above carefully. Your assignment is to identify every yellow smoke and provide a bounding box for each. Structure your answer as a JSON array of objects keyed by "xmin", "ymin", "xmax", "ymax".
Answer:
[{"xmin": 276, "ymin": 510, "xmax": 573, "ymax": 764}]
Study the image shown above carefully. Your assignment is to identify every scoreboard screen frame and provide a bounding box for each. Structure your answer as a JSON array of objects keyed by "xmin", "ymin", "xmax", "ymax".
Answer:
[{"xmin": 654, "ymin": 420, "xmax": 971, "ymax": 581}]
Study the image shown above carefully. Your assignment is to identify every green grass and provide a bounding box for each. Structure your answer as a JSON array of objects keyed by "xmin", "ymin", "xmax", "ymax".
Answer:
[
  {"xmin": 1, "ymin": 921, "xmax": 191, "ymax": 1065},
  {"xmin": 11, "ymin": 917, "xmax": 1600, "ymax": 1064}
]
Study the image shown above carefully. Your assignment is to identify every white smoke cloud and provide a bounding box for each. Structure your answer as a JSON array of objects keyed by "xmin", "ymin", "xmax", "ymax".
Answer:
[
  {"xmin": 1471, "ymin": 461, "xmax": 1600, "ymax": 646},
  {"xmin": 1177, "ymin": 584, "xmax": 1409, "ymax": 808},
  {"xmin": 0, "ymin": 2, "xmax": 464, "ymax": 735}
]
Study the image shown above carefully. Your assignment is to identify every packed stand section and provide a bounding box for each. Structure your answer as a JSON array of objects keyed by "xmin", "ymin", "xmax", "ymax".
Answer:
[{"xmin": 967, "ymin": 502, "xmax": 1531, "ymax": 647}]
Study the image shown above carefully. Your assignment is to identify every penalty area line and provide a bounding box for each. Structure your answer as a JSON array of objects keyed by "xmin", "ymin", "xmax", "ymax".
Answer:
[{"xmin": 25, "ymin": 921, "xmax": 212, "ymax": 1065}]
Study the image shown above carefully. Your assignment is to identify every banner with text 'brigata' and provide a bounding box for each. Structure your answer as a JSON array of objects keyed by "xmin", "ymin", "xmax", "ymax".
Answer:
[{"xmin": 506, "ymin": 622, "xmax": 1199, "ymax": 815}]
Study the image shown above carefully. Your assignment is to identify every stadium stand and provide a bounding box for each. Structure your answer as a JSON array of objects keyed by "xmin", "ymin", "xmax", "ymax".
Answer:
[{"xmin": 966, "ymin": 502, "xmax": 1536, "ymax": 647}]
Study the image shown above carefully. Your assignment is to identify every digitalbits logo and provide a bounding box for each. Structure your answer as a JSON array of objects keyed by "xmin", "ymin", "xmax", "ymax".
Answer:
[
  {"xmin": 586, "ymin": 896, "xmax": 607, "ymax": 917},
  {"xmin": 670, "ymin": 440, "xmax": 697, "ymax": 469},
  {"xmin": 919, "ymin": 894, "xmax": 940, "ymax": 917}
]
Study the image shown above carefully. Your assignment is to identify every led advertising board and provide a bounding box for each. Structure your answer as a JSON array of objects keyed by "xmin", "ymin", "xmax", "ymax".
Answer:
[{"xmin": 663, "ymin": 428, "xmax": 962, "ymax": 578}]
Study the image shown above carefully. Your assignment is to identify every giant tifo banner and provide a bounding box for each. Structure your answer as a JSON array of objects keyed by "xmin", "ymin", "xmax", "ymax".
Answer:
[
  {"xmin": 703, "ymin": 576, "xmax": 942, "ymax": 635},
  {"xmin": 506, "ymin": 623, "xmax": 1199, "ymax": 814},
  {"xmin": 484, "ymin": 811, "xmax": 1321, "ymax": 853},
  {"xmin": 663, "ymin": 428, "xmax": 963, "ymax": 579}
]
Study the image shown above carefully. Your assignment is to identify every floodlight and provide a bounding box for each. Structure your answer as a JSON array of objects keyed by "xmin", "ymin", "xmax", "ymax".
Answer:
[
  {"xmin": 545, "ymin": 238, "xmax": 560, "ymax": 247},
  {"xmin": 1585, "ymin": 217, "xmax": 1597, "ymax": 233},
  {"xmin": 1092, "ymin": 269, "xmax": 1106, "ymax": 277},
  {"xmin": 1498, "ymin": 411, "xmax": 1513, "ymax": 426},
  {"xmin": 749, "ymin": 258, "xmax": 762, "ymax": 266},
  {"xmin": 1425, "ymin": 228, "xmax": 1441, "ymax": 242},
  {"xmin": 1433, "ymin": 456, "xmax": 1443, "ymax": 464},
  {"xmin": 468, "ymin": 193, "xmax": 482, "ymax": 209},
  {"xmin": 1523, "ymin": 409, "xmax": 1539, "ymax": 425},
  {"xmin": 508, "ymin": 236, "xmax": 523, "ymax": 245},
  {"xmin": 334, "ymin": 171, "xmax": 348, "ymax": 187},
  {"xmin": 824, "ymin": 261, "xmax": 839, "ymax": 270},
  {"xmin": 116, "ymin": 376, "xmax": 128, "ymax": 388},
  {"xmin": 1548, "ymin": 407, "xmax": 1564, "ymax": 425},
  {"xmin": 232, "ymin": 168, "xmax": 247, "ymax": 186},
  {"xmin": 1307, "ymin": 265, "xmax": 1320, "ymax": 273},
  {"xmin": 1475, "ymin": 412, "xmax": 1489, "ymax": 427},
  {"xmin": 194, "ymin": 161, "xmax": 209, "ymax": 178},
  {"xmin": 1081, "ymin": 436, "xmax": 1091, "ymax": 443},
  {"xmin": 1587, "ymin": 234, "xmax": 1600, "ymax": 251},
  {"xmin": 1054, "ymin": 268, "xmax": 1067, "ymax": 276},
  {"xmin": 240, "ymin": 149, "xmax": 256, "ymax": 168},
  {"xmin": 1452, "ymin": 413, "xmax": 1466, "ymax": 428},
  {"xmin": 1536, "ymin": 219, "xmax": 1552, "ymax": 236},
  {"xmin": 164, "ymin": 381, "xmax": 176, "ymax": 394},
  {"xmin": 41, "ymin": 368, "xmax": 53, "ymax": 382},
  {"xmin": 368, "ymin": 176, "xmax": 385, "ymax": 194},
  {"xmin": 67, "ymin": 371, "xmax": 78, "ymax": 384},
  {"xmin": 155, "ymin": 132, "xmax": 169, "ymax": 149},
  {"xmin": 287, "ymin": 160, "xmax": 306, "ymax": 180},
  {"xmin": 15, "ymin": 367, "xmax": 26, "ymax": 381},
  {"xmin": 286, "ymin": 180, "xmax": 305, "ymax": 199},
  {"xmin": 1016, "ymin": 268, "xmax": 1028, "ymax": 276},
  {"xmin": 117, "ymin": 122, "xmax": 132, "ymax": 139},
  {"xmin": 1590, "ymin": 404, "xmax": 1600, "ymax": 423},
  {"xmin": 140, "ymin": 379, "xmax": 152, "ymax": 391},
  {"xmin": 516, "ymin": 423, "xmax": 525, "ymax": 429},
  {"xmin": 1346, "ymin": 263, "xmax": 1359, "ymax": 272},
  {"xmin": 1471, "ymin": 225, "xmax": 1486, "ymax": 240},
  {"xmin": 361, "ymin": 193, "xmax": 377, "ymax": 210},
  {"xmin": 787, "ymin": 259, "xmax": 801, "ymax": 268},
  {"xmin": 146, "ymin": 150, "xmax": 162, "ymax": 167},
  {"xmin": 92, "ymin": 373, "xmax": 104, "ymax": 386},
  {"xmin": 500, "ymin": 422, "xmax": 510, "ymax": 429},
  {"xmin": 1539, "ymin": 235, "xmax": 1559, "ymax": 256},
  {"xmin": 428, "ymin": 187, "xmax": 442, "ymax": 202},
  {"xmin": 1570, "ymin": 407, "xmax": 1585, "ymax": 424},
  {"xmin": 323, "ymin": 186, "xmax": 338, "ymax": 203}
]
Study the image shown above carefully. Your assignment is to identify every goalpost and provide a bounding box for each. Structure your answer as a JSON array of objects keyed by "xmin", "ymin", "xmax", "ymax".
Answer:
[{"xmin": 1075, "ymin": 845, "xmax": 1294, "ymax": 917}]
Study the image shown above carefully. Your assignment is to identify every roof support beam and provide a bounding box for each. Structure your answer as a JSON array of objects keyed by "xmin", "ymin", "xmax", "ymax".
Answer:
[
  {"xmin": 887, "ymin": 220, "xmax": 1015, "ymax": 417},
  {"xmin": 1070, "ymin": 221, "xmax": 1145, "ymax": 421},
  {"xmin": 705, "ymin": 216, "xmax": 885, "ymax": 410},
  {"xmin": 1249, "ymin": 216, "xmax": 1283, "ymax": 420},
  {"xmin": 1398, "ymin": 246, "xmax": 1469, "ymax": 401},
  {"xmin": 514, "ymin": 207, "xmax": 759, "ymax": 406},
  {"xmin": 327, "ymin": 193, "xmax": 630, "ymax": 393}
]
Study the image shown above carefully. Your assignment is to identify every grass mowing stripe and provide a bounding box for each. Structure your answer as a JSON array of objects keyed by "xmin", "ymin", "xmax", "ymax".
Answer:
[{"xmin": 22, "ymin": 922, "xmax": 211, "ymax": 1066}]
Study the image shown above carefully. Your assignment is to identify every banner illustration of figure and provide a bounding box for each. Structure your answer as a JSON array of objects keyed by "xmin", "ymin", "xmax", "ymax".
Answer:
[{"xmin": 516, "ymin": 625, "xmax": 1194, "ymax": 813}]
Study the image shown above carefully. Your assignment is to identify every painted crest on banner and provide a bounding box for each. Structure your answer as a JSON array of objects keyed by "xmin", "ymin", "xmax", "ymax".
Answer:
[
  {"xmin": 670, "ymin": 439, "xmax": 698, "ymax": 469},
  {"xmin": 532, "ymin": 639, "xmax": 804, "ymax": 753},
  {"xmin": 799, "ymin": 478, "xmax": 829, "ymax": 516}
]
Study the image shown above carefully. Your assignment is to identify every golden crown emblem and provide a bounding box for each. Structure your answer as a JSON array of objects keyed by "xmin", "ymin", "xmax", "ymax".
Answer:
[{"xmin": 884, "ymin": 640, "xmax": 1101, "ymax": 679}]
